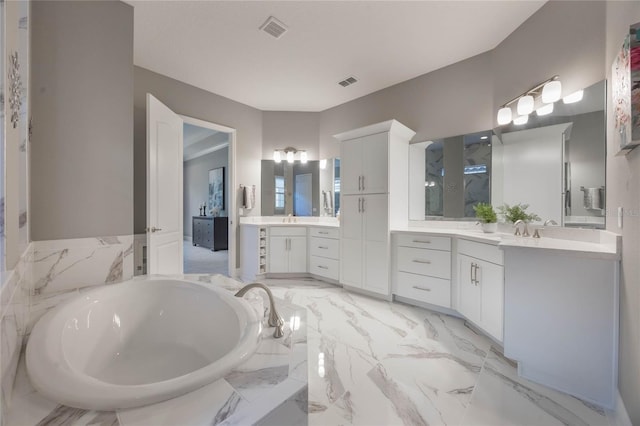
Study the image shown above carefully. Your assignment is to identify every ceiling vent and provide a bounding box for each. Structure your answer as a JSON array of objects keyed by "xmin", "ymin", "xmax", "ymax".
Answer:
[
  {"xmin": 260, "ymin": 16, "xmax": 288, "ymax": 39},
  {"xmin": 338, "ymin": 76, "xmax": 358, "ymax": 87}
]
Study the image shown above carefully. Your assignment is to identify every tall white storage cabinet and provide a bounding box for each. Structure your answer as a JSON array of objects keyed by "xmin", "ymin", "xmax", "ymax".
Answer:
[{"xmin": 335, "ymin": 120, "xmax": 416, "ymax": 297}]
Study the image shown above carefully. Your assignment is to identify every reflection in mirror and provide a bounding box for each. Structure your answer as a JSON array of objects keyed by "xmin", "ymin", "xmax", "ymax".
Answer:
[
  {"xmin": 410, "ymin": 131, "xmax": 492, "ymax": 220},
  {"xmin": 493, "ymin": 80, "xmax": 605, "ymax": 228},
  {"xmin": 261, "ymin": 159, "xmax": 340, "ymax": 217}
]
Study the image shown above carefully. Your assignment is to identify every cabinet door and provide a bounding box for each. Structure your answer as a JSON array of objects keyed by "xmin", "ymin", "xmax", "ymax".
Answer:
[
  {"xmin": 479, "ymin": 260, "xmax": 504, "ymax": 342},
  {"xmin": 361, "ymin": 132, "xmax": 389, "ymax": 194},
  {"xmin": 268, "ymin": 236, "xmax": 289, "ymax": 273},
  {"xmin": 363, "ymin": 194, "xmax": 389, "ymax": 295},
  {"xmin": 288, "ymin": 236, "xmax": 308, "ymax": 273},
  {"xmin": 458, "ymin": 254, "xmax": 481, "ymax": 324},
  {"xmin": 340, "ymin": 138, "xmax": 363, "ymax": 195},
  {"xmin": 340, "ymin": 195, "xmax": 363, "ymax": 288}
]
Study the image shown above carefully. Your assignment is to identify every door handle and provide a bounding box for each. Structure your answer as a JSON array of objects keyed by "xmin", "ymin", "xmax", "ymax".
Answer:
[{"xmin": 146, "ymin": 226, "xmax": 162, "ymax": 233}]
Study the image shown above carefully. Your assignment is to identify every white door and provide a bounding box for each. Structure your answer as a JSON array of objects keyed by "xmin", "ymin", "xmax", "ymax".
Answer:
[
  {"xmin": 268, "ymin": 236, "xmax": 289, "ymax": 273},
  {"xmin": 288, "ymin": 236, "xmax": 308, "ymax": 273},
  {"xmin": 147, "ymin": 94, "xmax": 184, "ymax": 275},
  {"xmin": 361, "ymin": 132, "xmax": 388, "ymax": 194},
  {"xmin": 362, "ymin": 194, "xmax": 389, "ymax": 295},
  {"xmin": 294, "ymin": 173, "xmax": 313, "ymax": 216},
  {"xmin": 340, "ymin": 195, "xmax": 363, "ymax": 288},
  {"xmin": 340, "ymin": 139, "xmax": 363, "ymax": 195}
]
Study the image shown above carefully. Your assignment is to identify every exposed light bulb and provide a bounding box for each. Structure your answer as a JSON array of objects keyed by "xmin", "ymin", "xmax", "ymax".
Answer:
[
  {"xmin": 542, "ymin": 80, "xmax": 562, "ymax": 103},
  {"xmin": 497, "ymin": 107, "xmax": 513, "ymax": 125},
  {"xmin": 563, "ymin": 90, "xmax": 584, "ymax": 104},
  {"xmin": 286, "ymin": 150, "xmax": 294, "ymax": 163},
  {"xmin": 300, "ymin": 151, "xmax": 308, "ymax": 164},
  {"xmin": 517, "ymin": 95, "xmax": 534, "ymax": 115},
  {"xmin": 513, "ymin": 115, "xmax": 529, "ymax": 125},
  {"xmin": 536, "ymin": 103, "xmax": 554, "ymax": 116},
  {"xmin": 273, "ymin": 150, "xmax": 281, "ymax": 163},
  {"xmin": 480, "ymin": 136, "xmax": 489, "ymax": 140},
  {"xmin": 320, "ymin": 159, "xmax": 327, "ymax": 169}
]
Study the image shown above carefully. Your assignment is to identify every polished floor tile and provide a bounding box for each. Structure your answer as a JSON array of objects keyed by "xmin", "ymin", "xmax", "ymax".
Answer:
[{"xmin": 264, "ymin": 278, "xmax": 611, "ymax": 426}]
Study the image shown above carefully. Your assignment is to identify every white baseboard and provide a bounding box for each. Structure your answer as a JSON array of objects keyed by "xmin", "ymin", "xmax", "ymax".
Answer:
[{"xmin": 608, "ymin": 391, "xmax": 632, "ymax": 426}]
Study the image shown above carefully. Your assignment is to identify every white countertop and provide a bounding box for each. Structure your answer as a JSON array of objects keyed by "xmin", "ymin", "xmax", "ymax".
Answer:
[
  {"xmin": 391, "ymin": 227, "xmax": 621, "ymax": 261},
  {"xmin": 240, "ymin": 216, "xmax": 339, "ymax": 228}
]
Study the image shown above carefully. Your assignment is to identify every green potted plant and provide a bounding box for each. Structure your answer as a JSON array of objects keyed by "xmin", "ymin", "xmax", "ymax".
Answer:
[
  {"xmin": 497, "ymin": 202, "xmax": 541, "ymax": 224},
  {"xmin": 473, "ymin": 202, "xmax": 498, "ymax": 233}
]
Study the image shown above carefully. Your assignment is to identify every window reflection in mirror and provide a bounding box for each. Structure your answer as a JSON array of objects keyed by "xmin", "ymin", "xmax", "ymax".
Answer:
[{"xmin": 262, "ymin": 158, "xmax": 340, "ymax": 217}]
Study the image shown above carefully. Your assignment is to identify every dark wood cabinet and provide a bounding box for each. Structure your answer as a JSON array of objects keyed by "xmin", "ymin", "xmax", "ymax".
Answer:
[{"xmin": 192, "ymin": 216, "xmax": 228, "ymax": 251}]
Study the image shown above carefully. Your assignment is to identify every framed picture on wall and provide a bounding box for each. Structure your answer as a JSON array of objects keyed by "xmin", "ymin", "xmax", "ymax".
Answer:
[
  {"xmin": 208, "ymin": 167, "xmax": 225, "ymax": 215},
  {"xmin": 612, "ymin": 22, "xmax": 640, "ymax": 155}
]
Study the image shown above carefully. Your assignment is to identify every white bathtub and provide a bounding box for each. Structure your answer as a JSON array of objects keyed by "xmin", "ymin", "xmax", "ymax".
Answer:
[{"xmin": 26, "ymin": 278, "xmax": 262, "ymax": 410}]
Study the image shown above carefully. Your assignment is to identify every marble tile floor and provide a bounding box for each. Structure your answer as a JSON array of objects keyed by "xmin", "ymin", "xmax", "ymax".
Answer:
[
  {"xmin": 263, "ymin": 277, "xmax": 613, "ymax": 426},
  {"xmin": 6, "ymin": 275, "xmax": 614, "ymax": 426},
  {"xmin": 183, "ymin": 242, "xmax": 228, "ymax": 275}
]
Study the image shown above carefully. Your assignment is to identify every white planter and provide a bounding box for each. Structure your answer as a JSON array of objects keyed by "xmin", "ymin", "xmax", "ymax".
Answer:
[{"xmin": 480, "ymin": 222, "xmax": 498, "ymax": 233}]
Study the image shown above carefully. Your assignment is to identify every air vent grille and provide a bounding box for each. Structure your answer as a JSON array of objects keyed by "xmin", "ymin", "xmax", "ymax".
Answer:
[
  {"xmin": 260, "ymin": 16, "xmax": 288, "ymax": 39},
  {"xmin": 338, "ymin": 76, "xmax": 358, "ymax": 87}
]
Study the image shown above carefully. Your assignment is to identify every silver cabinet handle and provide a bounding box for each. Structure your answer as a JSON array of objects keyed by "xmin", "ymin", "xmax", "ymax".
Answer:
[
  {"xmin": 470, "ymin": 262, "xmax": 474, "ymax": 284},
  {"xmin": 362, "ymin": 175, "xmax": 365, "ymax": 191},
  {"xmin": 318, "ymin": 246, "xmax": 329, "ymax": 249},
  {"xmin": 412, "ymin": 239, "xmax": 431, "ymax": 244},
  {"xmin": 362, "ymin": 198, "xmax": 365, "ymax": 213},
  {"xmin": 357, "ymin": 197, "xmax": 361, "ymax": 213},
  {"xmin": 358, "ymin": 176, "xmax": 362, "ymax": 191},
  {"xmin": 413, "ymin": 259, "xmax": 432, "ymax": 264},
  {"xmin": 412, "ymin": 286, "xmax": 431, "ymax": 292},
  {"xmin": 147, "ymin": 226, "xmax": 162, "ymax": 233},
  {"xmin": 474, "ymin": 263, "xmax": 480, "ymax": 285},
  {"xmin": 318, "ymin": 265, "xmax": 329, "ymax": 270},
  {"xmin": 319, "ymin": 231, "xmax": 329, "ymax": 235}
]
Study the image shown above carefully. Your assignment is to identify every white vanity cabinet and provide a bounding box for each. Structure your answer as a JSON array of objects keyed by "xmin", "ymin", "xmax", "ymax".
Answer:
[
  {"xmin": 309, "ymin": 227, "xmax": 340, "ymax": 281},
  {"xmin": 341, "ymin": 132, "xmax": 388, "ymax": 196},
  {"xmin": 268, "ymin": 227, "xmax": 307, "ymax": 273},
  {"xmin": 335, "ymin": 120, "xmax": 416, "ymax": 297},
  {"xmin": 457, "ymin": 239, "xmax": 504, "ymax": 342},
  {"xmin": 393, "ymin": 234, "xmax": 452, "ymax": 308}
]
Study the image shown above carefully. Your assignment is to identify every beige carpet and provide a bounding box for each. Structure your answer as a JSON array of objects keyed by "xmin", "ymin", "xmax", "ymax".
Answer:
[{"xmin": 183, "ymin": 242, "xmax": 229, "ymax": 275}]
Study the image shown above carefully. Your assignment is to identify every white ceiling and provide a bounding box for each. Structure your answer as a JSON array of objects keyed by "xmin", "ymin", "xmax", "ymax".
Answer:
[
  {"xmin": 130, "ymin": 1, "xmax": 546, "ymax": 112},
  {"xmin": 183, "ymin": 123, "xmax": 229, "ymax": 161}
]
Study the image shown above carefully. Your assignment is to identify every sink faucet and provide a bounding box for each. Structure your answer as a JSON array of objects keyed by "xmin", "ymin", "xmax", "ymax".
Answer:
[
  {"xmin": 543, "ymin": 219, "xmax": 558, "ymax": 226},
  {"xmin": 235, "ymin": 282, "xmax": 284, "ymax": 338},
  {"xmin": 513, "ymin": 220, "xmax": 529, "ymax": 237}
]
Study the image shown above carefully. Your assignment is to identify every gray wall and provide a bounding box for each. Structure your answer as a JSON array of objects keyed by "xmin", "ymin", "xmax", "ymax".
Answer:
[
  {"xmin": 30, "ymin": 1, "xmax": 133, "ymax": 240},
  {"xmin": 319, "ymin": 52, "xmax": 494, "ymax": 158},
  {"xmin": 183, "ymin": 147, "xmax": 229, "ymax": 238},
  {"xmin": 605, "ymin": 2, "xmax": 640, "ymax": 423},
  {"xmin": 262, "ymin": 112, "xmax": 319, "ymax": 160},
  {"xmin": 134, "ymin": 66, "xmax": 263, "ymax": 237}
]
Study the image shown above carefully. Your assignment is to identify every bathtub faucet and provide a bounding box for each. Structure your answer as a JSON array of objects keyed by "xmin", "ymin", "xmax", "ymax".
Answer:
[{"xmin": 235, "ymin": 283, "xmax": 285, "ymax": 338}]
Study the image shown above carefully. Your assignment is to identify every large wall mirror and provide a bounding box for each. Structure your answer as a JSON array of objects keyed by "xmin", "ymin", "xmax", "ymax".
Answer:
[
  {"xmin": 261, "ymin": 158, "xmax": 340, "ymax": 217},
  {"xmin": 410, "ymin": 80, "xmax": 606, "ymax": 228}
]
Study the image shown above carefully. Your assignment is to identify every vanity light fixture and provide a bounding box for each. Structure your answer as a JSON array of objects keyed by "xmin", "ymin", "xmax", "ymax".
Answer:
[
  {"xmin": 480, "ymin": 136, "xmax": 489, "ymax": 140},
  {"xmin": 536, "ymin": 103, "xmax": 554, "ymax": 116},
  {"xmin": 496, "ymin": 75, "xmax": 561, "ymax": 126},
  {"xmin": 513, "ymin": 115, "xmax": 529, "ymax": 125},
  {"xmin": 272, "ymin": 147, "xmax": 308, "ymax": 164},
  {"xmin": 541, "ymin": 80, "xmax": 562, "ymax": 103},
  {"xmin": 517, "ymin": 95, "xmax": 534, "ymax": 115},
  {"xmin": 563, "ymin": 89, "xmax": 584, "ymax": 104}
]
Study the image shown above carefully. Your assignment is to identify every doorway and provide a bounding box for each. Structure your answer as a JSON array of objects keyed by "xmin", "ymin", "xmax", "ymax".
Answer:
[{"xmin": 182, "ymin": 120, "xmax": 231, "ymax": 274}]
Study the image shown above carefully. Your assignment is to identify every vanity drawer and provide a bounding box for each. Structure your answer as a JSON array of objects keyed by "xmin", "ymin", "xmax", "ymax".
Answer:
[
  {"xmin": 396, "ymin": 246, "xmax": 451, "ymax": 279},
  {"xmin": 396, "ymin": 234, "xmax": 451, "ymax": 251},
  {"xmin": 310, "ymin": 237, "xmax": 339, "ymax": 259},
  {"xmin": 269, "ymin": 226, "xmax": 307, "ymax": 237},
  {"xmin": 458, "ymin": 239, "xmax": 503, "ymax": 265},
  {"xmin": 310, "ymin": 256, "xmax": 339, "ymax": 280},
  {"xmin": 395, "ymin": 272, "xmax": 451, "ymax": 308},
  {"xmin": 310, "ymin": 227, "xmax": 339, "ymax": 239}
]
